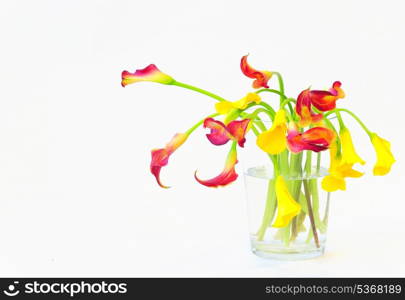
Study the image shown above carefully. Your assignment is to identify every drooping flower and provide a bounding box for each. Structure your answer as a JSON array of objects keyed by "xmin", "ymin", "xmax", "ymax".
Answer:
[
  {"xmin": 150, "ymin": 133, "xmax": 188, "ymax": 188},
  {"xmin": 272, "ymin": 175, "xmax": 301, "ymax": 228},
  {"xmin": 204, "ymin": 118, "xmax": 250, "ymax": 147},
  {"xmin": 310, "ymin": 81, "xmax": 345, "ymax": 111},
  {"xmin": 287, "ymin": 122, "xmax": 335, "ymax": 153},
  {"xmin": 121, "ymin": 64, "xmax": 175, "ymax": 87},
  {"xmin": 296, "ymin": 81, "xmax": 345, "ymax": 127},
  {"xmin": 215, "ymin": 93, "xmax": 261, "ymax": 115},
  {"xmin": 194, "ymin": 143, "xmax": 238, "ymax": 187},
  {"xmin": 321, "ymin": 142, "xmax": 363, "ymax": 192},
  {"xmin": 240, "ymin": 55, "xmax": 272, "ymax": 89},
  {"xmin": 256, "ymin": 109, "xmax": 287, "ymax": 154},
  {"xmin": 296, "ymin": 89, "xmax": 323, "ymax": 127},
  {"xmin": 370, "ymin": 133, "xmax": 395, "ymax": 176},
  {"xmin": 340, "ymin": 127, "xmax": 365, "ymax": 166}
]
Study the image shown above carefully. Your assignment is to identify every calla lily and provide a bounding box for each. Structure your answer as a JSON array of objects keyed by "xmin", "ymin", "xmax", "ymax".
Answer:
[
  {"xmin": 121, "ymin": 64, "xmax": 175, "ymax": 87},
  {"xmin": 195, "ymin": 143, "xmax": 238, "ymax": 187},
  {"xmin": 256, "ymin": 109, "xmax": 287, "ymax": 154},
  {"xmin": 150, "ymin": 133, "xmax": 188, "ymax": 188},
  {"xmin": 287, "ymin": 122, "xmax": 335, "ymax": 153},
  {"xmin": 215, "ymin": 93, "xmax": 261, "ymax": 115},
  {"xmin": 310, "ymin": 81, "xmax": 345, "ymax": 111},
  {"xmin": 370, "ymin": 133, "xmax": 395, "ymax": 176},
  {"xmin": 321, "ymin": 142, "xmax": 363, "ymax": 192},
  {"xmin": 272, "ymin": 175, "xmax": 301, "ymax": 228},
  {"xmin": 296, "ymin": 81, "xmax": 344, "ymax": 127},
  {"xmin": 340, "ymin": 127, "xmax": 365, "ymax": 166},
  {"xmin": 240, "ymin": 55, "xmax": 272, "ymax": 89},
  {"xmin": 296, "ymin": 89, "xmax": 323, "ymax": 127},
  {"xmin": 204, "ymin": 118, "xmax": 250, "ymax": 147}
]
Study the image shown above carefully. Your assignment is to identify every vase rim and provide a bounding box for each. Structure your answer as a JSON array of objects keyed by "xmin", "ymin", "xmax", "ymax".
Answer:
[{"xmin": 244, "ymin": 164, "xmax": 329, "ymax": 180}]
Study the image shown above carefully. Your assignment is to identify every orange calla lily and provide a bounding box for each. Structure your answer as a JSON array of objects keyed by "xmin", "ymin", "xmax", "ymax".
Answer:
[
  {"xmin": 287, "ymin": 122, "xmax": 335, "ymax": 153},
  {"xmin": 240, "ymin": 55, "xmax": 272, "ymax": 89}
]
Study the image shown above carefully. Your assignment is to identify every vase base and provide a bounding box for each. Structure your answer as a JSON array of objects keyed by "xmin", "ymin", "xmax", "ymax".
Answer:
[
  {"xmin": 251, "ymin": 238, "xmax": 325, "ymax": 260},
  {"xmin": 252, "ymin": 247, "xmax": 325, "ymax": 260}
]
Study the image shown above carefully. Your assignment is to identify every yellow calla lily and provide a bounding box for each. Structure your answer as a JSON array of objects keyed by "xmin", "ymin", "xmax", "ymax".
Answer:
[
  {"xmin": 215, "ymin": 93, "xmax": 261, "ymax": 114},
  {"xmin": 256, "ymin": 109, "xmax": 287, "ymax": 155},
  {"xmin": 321, "ymin": 174, "xmax": 346, "ymax": 192},
  {"xmin": 272, "ymin": 175, "xmax": 301, "ymax": 228},
  {"xmin": 340, "ymin": 127, "xmax": 365, "ymax": 165},
  {"xmin": 321, "ymin": 142, "xmax": 363, "ymax": 192},
  {"xmin": 370, "ymin": 133, "xmax": 395, "ymax": 176}
]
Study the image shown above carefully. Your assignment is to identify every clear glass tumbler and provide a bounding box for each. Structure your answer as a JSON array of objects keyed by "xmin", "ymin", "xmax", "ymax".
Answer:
[{"xmin": 244, "ymin": 163, "xmax": 331, "ymax": 260}]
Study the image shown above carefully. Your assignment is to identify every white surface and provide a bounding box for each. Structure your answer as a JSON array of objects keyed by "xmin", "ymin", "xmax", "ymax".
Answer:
[{"xmin": 0, "ymin": 0, "xmax": 404, "ymax": 277}]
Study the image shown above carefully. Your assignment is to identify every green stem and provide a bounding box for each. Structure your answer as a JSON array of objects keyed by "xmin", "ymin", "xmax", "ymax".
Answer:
[
  {"xmin": 316, "ymin": 152, "xmax": 321, "ymax": 174},
  {"xmin": 325, "ymin": 108, "xmax": 372, "ymax": 137},
  {"xmin": 241, "ymin": 111, "xmax": 268, "ymax": 132},
  {"xmin": 280, "ymin": 97, "xmax": 297, "ymax": 107},
  {"xmin": 303, "ymin": 179, "xmax": 320, "ymax": 248},
  {"xmin": 256, "ymin": 178, "xmax": 277, "ymax": 241},
  {"xmin": 289, "ymin": 153, "xmax": 303, "ymax": 242},
  {"xmin": 274, "ymin": 72, "xmax": 294, "ymax": 115},
  {"xmin": 279, "ymin": 151, "xmax": 290, "ymax": 176},
  {"xmin": 323, "ymin": 117, "xmax": 342, "ymax": 151},
  {"xmin": 323, "ymin": 117, "xmax": 338, "ymax": 135},
  {"xmin": 335, "ymin": 110, "xmax": 345, "ymax": 129},
  {"xmin": 255, "ymin": 88, "xmax": 286, "ymax": 98},
  {"xmin": 250, "ymin": 123, "xmax": 260, "ymax": 136},
  {"xmin": 249, "ymin": 122, "xmax": 279, "ymax": 240},
  {"xmin": 310, "ymin": 178, "xmax": 326, "ymax": 233},
  {"xmin": 257, "ymin": 102, "xmax": 276, "ymax": 117},
  {"xmin": 245, "ymin": 108, "xmax": 274, "ymax": 121},
  {"xmin": 323, "ymin": 192, "xmax": 331, "ymax": 225},
  {"xmin": 303, "ymin": 152, "xmax": 320, "ymax": 248},
  {"xmin": 273, "ymin": 72, "xmax": 286, "ymax": 100},
  {"xmin": 185, "ymin": 113, "xmax": 219, "ymax": 135},
  {"xmin": 305, "ymin": 151, "xmax": 312, "ymax": 176},
  {"xmin": 173, "ymin": 81, "xmax": 226, "ymax": 102}
]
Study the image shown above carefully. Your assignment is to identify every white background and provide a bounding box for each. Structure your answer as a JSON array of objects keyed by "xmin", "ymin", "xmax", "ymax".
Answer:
[{"xmin": 0, "ymin": 0, "xmax": 404, "ymax": 277}]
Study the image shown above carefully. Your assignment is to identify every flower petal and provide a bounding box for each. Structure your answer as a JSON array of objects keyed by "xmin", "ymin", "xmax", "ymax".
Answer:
[
  {"xmin": 321, "ymin": 174, "xmax": 346, "ymax": 192},
  {"xmin": 204, "ymin": 118, "xmax": 250, "ymax": 147},
  {"xmin": 340, "ymin": 127, "xmax": 366, "ymax": 166},
  {"xmin": 371, "ymin": 133, "xmax": 395, "ymax": 176},
  {"xmin": 321, "ymin": 141, "xmax": 363, "ymax": 192},
  {"xmin": 150, "ymin": 149, "xmax": 170, "ymax": 189},
  {"xmin": 204, "ymin": 118, "xmax": 232, "ymax": 146},
  {"xmin": 150, "ymin": 133, "xmax": 188, "ymax": 188},
  {"xmin": 257, "ymin": 128, "xmax": 287, "ymax": 154},
  {"xmin": 194, "ymin": 143, "xmax": 238, "ymax": 187},
  {"xmin": 296, "ymin": 89, "xmax": 323, "ymax": 127},
  {"xmin": 272, "ymin": 175, "xmax": 301, "ymax": 228},
  {"xmin": 215, "ymin": 101, "xmax": 234, "ymax": 115},
  {"xmin": 256, "ymin": 110, "xmax": 288, "ymax": 154},
  {"xmin": 121, "ymin": 64, "xmax": 175, "ymax": 87},
  {"xmin": 232, "ymin": 92, "xmax": 262, "ymax": 110},
  {"xmin": 287, "ymin": 123, "xmax": 335, "ymax": 153},
  {"xmin": 227, "ymin": 119, "xmax": 250, "ymax": 147},
  {"xmin": 240, "ymin": 55, "xmax": 272, "ymax": 89},
  {"xmin": 301, "ymin": 127, "xmax": 335, "ymax": 146},
  {"xmin": 309, "ymin": 81, "xmax": 345, "ymax": 112},
  {"xmin": 215, "ymin": 93, "xmax": 261, "ymax": 116},
  {"xmin": 338, "ymin": 163, "xmax": 364, "ymax": 178}
]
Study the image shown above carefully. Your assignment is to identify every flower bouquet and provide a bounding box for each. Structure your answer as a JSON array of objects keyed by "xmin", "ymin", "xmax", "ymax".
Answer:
[{"xmin": 121, "ymin": 56, "xmax": 395, "ymax": 259}]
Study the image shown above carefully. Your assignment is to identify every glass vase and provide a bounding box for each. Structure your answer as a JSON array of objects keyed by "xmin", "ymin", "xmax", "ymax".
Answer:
[{"xmin": 244, "ymin": 161, "xmax": 331, "ymax": 260}]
